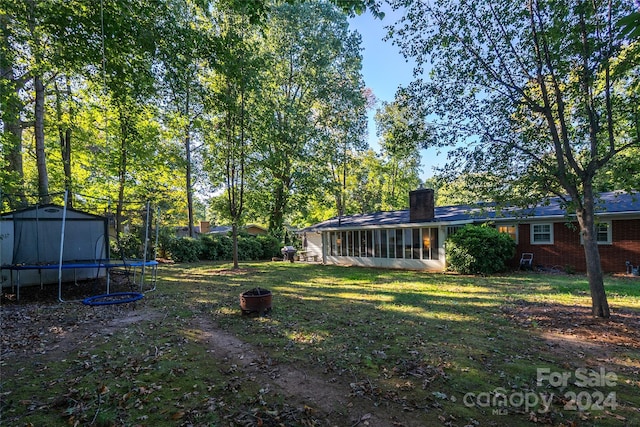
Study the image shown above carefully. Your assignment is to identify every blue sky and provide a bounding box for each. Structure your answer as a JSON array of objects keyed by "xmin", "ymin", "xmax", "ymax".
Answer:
[{"xmin": 348, "ymin": 8, "xmax": 447, "ymax": 181}]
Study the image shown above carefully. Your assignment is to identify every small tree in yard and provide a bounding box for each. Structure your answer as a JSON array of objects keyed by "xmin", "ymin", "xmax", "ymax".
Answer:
[{"xmin": 446, "ymin": 225, "xmax": 516, "ymax": 275}]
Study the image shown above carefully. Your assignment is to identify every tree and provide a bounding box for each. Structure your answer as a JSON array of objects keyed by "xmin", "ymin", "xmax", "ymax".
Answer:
[
  {"xmin": 312, "ymin": 29, "xmax": 369, "ymax": 222},
  {"xmin": 205, "ymin": 5, "xmax": 262, "ymax": 268},
  {"xmin": 0, "ymin": 1, "xmax": 29, "ymax": 208},
  {"xmin": 155, "ymin": 0, "xmax": 213, "ymax": 237},
  {"xmin": 374, "ymin": 89, "xmax": 429, "ymax": 208},
  {"xmin": 252, "ymin": 0, "xmax": 367, "ymax": 239},
  {"xmin": 390, "ymin": 0, "xmax": 640, "ymax": 317}
]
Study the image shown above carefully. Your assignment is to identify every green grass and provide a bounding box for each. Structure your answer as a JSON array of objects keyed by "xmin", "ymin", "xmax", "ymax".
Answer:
[{"xmin": 2, "ymin": 262, "xmax": 639, "ymax": 426}]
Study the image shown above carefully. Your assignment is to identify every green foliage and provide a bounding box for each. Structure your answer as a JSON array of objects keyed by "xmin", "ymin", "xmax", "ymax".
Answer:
[
  {"xmin": 200, "ymin": 234, "xmax": 233, "ymax": 261},
  {"xmin": 156, "ymin": 226, "xmax": 176, "ymax": 259},
  {"xmin": 167, "ymin": 237, "xmax": 203, "ymax": 263},
  {"xmin": 237, "ymin": 236, "xmax": 263, "ymax": 260},
  {"xmin": 111, "ymin": 230, "xmax": 143, "ymax": 259},
  {"xmin": 199, "ymin": 233, "xmax": 280, "ymax": 261},
  {"xmin": 445, "ymin": 225, "xmax": 516, "ymax": 275},
  {"xmin": 255, "ymin": 234, "xmax": 282, "ymax": 259}
]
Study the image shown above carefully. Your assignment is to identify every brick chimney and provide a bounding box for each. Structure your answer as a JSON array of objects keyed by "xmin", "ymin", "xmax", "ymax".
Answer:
[{"xmin": 409, "ymin": 188, "xmax": 435, "ymax": 222}]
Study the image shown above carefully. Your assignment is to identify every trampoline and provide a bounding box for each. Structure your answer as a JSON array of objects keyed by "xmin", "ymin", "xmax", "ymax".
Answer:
[
  {"xmin": 1, "ymin": 260, "xmax": 158, "ymax": 302},
  {"xmin": 1, "ymin": 193, "xmax": 160, "ymax": 303}
]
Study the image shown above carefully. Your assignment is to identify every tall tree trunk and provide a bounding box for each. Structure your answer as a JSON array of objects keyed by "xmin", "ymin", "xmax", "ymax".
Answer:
[
  {"xmin": 232, "ymin": 223, "xmax": 239, "ymax": 269},
  {"xmin": 186, "ymin": 129, "xmax": 194, "ymax": 237},
  {"xmin": 34, "ymin": 74, "xmax": 50, "ymax": 203},
  {"xmin": 3, "ymin": 118, "xmax": 27, "ymax": 208},
  {"xmin": 0, "ymin": 15, "xmax": 28, "ymax": 208},
  {"xmin": 116, "ymin": 110, "xmax": 128, "ymax": 234},
  {"xmin": 269, "ymin": 177, "xmax": 288, "ymax": 241},
  {"xmin": 576, "ymin": 189, "xmax": 610, "ymax": 318},
  {"xmin": 55, "ymin": 78, "xmax": 73, "ymax": 208},
  {"xmin": 1, "ymin": 86, "xmax": 28, "ymax": 207},
  {"xmin": 184, "ymin": 89, "xmax": 195, "ymax": 237}
]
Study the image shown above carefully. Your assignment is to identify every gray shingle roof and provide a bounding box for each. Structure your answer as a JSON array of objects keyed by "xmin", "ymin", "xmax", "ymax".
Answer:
[{"xmin": 302, "ymin": 191, "xmax": 640, "ymax": 231}]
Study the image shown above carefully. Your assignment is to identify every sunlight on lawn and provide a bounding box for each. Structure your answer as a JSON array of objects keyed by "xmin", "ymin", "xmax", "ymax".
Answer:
[{"xmin": 378, "ymin": 303, "xmax": 479, "ymax": 322}]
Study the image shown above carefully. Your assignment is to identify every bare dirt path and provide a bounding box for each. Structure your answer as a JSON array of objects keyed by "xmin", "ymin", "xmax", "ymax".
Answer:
[
  {"xmin": 190, "ymin": 315, "xmax": 427, "ymax": 426},
  {"xmin": 1, "ymin": 299, "xmax": 424, "ymax": 426}
]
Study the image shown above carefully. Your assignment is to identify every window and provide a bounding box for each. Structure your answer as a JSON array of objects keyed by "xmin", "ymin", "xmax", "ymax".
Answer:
[
  {"xmin": 531, "ymin": 223, "xmax": 553, "ymax": 244},
  {"xmin": 412, "ymin": 229, "xmax": 421, "ymax": 259},
  {"xmin": 366, "ymin": 230, "xmax": 374, "ymax": 257},
  {"xmin": 360, "ymin": 231, "xmax": 368, "ymax": 257},
  {"xmin": 580, "ymin": 222, "xmax": 612, "ymax": 245},
  {"xmin": 395, "ymin": 229, "xmax": 404, "ymax": 258},
  {"xmin": 388, "ymin": 229, "xmax": 396, "ymax": 258},
  {"xmin": 498, "ymin": 225, "xmax": 518, "ymax": 243},
  {"xmin": 596, "ymin": 222, "xmax": 611, "ymax": 244},
  {"xmin": 351, "ymin": 231, "xmax": 359, "ymax": 257},
  {"xmin": 404, "ymin": 229, "xmax": 413, "ymax": 259},
  {"xmin": 329, "ymin": 232, "xmax": 337, "ymax": 256},
  {"xmin": 446, "ymin": 225, "xmax": 465, "ymax": 237},
  {"xmin": 421, "ymin": 227, "xmax": 439, "ymax": 260},
  {"xmin": 379, "ymin": 230, "xmax": 388, "ymax": 258}
]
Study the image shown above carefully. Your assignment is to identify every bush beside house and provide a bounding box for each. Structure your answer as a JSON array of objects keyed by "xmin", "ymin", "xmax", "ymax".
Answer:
[{"xmin": 446, "ymin": 224, "xmax": 516, "ymax": 275}]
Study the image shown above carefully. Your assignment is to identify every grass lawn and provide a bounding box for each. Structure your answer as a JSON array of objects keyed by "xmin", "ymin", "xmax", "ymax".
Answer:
[{"xmin": 1, "ymin": 261, "xmax": 639, "ymax": 426}]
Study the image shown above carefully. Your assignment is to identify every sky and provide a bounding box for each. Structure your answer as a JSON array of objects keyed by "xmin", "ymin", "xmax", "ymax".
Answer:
[{"xmin": 347, "ymin": 7, "xmax": 447, "ymax": 181}]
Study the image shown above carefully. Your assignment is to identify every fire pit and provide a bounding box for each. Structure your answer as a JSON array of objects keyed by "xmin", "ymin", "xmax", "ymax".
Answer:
[{"xmin": 240, "ymin": 287, "xmax": 272, "ymax": 316}]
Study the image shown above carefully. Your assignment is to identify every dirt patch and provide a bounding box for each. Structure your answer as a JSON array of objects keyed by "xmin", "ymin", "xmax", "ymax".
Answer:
[
  {"xmin": 1, "ymin": 289, "xmax": 422, "ymax": 426},
  {"xmin": 191, "ymin": 316, "xmax": 424, "ymax": 426},
  {"xmin": 500, "ymin": 301, "xmax": 640, "ymax": 374},
  {"xmin": 0, "ymin": 298, "xmax": 160, "ymax": 368}
]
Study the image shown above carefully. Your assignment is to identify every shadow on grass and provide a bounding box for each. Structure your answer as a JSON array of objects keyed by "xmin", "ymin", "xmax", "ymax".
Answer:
[{"xmin": 159, "ymin": 261, "xmax": 639, "ymax": 426}]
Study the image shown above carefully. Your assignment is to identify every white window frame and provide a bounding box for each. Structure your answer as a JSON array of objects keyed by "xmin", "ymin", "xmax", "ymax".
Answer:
[
  {"xmin": 580, "ymin": 221, "xmax": 612, "ymax": 245},
  {"xmin": 531, "ymin": 223, "xmax": 553, "ymax": 244}
]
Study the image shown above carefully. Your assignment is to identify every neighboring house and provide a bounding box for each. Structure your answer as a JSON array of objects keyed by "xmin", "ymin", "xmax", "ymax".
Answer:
[
  {"xmin": 207, "ymin": 224, "xmax": 268, "ymax": 236},
  {"xmin": 174, "ymin": 222, "xmax": 269, "ymax": 237},
  {"xmin": 300, "ymin": 189, "xmax": 640, "ymax": 273}
]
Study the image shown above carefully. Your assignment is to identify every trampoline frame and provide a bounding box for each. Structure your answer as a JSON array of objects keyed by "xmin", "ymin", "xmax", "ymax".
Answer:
[
  {"xmin": 1, "ymin": 191, "xmax": 160, "ymax": 302},
  {"xmin": 1, "ymin": 260, "xmax": 158, "ymax": 302}
]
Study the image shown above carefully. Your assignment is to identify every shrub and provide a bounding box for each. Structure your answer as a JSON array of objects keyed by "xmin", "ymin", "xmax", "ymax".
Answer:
[
  {"xmin": 200, "ymin": 234, "xmax": 233, "ymax": 260},
  {"xmin": 445, "ymin": 224, "xmax": 516, "ymax": 275},
  {"xmin": 237, "ymin": 236, "xmax": 263, "ymax": 260},
  {"xmin": 167, "ymin": 237, "xmax": 203, "ymax": 263},
  {"xmin": 198, "ymin": 232, "xmax": 281, "ymax": 262},
  {"xmin": 256, "ymin": 234, "xmax": 282, "ymax": 259},
  {"xmin": 110, "ymin": 231, "xmax": 143, "ymax": 259},
  {"xmin": 156, "ymin": 226, "xmax": 176, "ymax": 259}
]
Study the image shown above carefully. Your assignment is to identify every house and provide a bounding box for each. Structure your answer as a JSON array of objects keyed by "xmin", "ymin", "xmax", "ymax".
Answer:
[
  {"xmin": 207, "ymin": 224, "xmax": 269, "ymax": 236},
  {"xmin": 300, "ymin": 189, "xmax": 640, "ymax": 273},
  {"xmin": 174, "ymin": 222, "xmax": 268, "ymax": 237}
]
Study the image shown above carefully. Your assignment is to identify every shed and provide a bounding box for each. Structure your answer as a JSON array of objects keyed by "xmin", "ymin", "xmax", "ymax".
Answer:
[{"xmin": 0, "ymin": 204, "xmax": 109, "ymax": 288}]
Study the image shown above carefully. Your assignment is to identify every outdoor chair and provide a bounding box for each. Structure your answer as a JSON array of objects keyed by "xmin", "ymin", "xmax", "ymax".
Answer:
[{"xmin": 520, "ymin": 253, "xmax": 534, "ymax": 270}]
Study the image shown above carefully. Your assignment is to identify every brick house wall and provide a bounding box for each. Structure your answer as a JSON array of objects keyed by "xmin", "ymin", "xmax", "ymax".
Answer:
[{"xmin": 513, "ymin": 219, "xmax": 640, "ymax": 273}]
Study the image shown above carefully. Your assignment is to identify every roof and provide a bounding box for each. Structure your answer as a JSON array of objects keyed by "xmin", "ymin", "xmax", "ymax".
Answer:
[
  {"xmin": 302, "ymin": 191, "xmax": 640, "ymax": 231},
  {"xmin": 0, "ymin": 204, "xmax": 106, "ymax": 221},
  {"xmin": 207, "ymin": 224, "xmax": 268, "ymax": 235}
]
